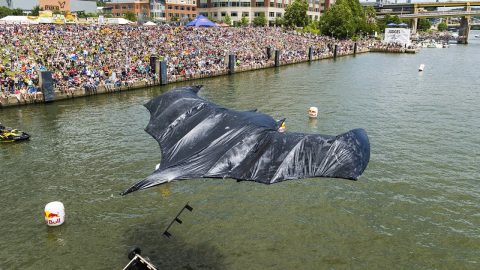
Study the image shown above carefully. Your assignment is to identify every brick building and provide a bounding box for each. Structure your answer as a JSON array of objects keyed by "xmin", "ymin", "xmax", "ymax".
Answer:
[
  {"xmin": 106, "ymin": 0, "xmax": 151, "ymax": 20},
  {"xmin": 165, "ymin": 0, "xmax": 197, "ymax": 21}
]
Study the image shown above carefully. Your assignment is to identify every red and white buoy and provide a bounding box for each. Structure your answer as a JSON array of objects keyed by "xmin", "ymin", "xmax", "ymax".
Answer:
[{"xmin": 44, "ymin": 201, "xmax": 65, "ymax": 226}]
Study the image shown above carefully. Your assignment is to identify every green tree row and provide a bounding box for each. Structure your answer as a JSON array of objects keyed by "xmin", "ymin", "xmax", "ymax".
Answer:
[
  {"xmin": 281, "ymin": 0, "xmax": 433, "ymax": 38},
  {"xmin": 0, "ymin": 6, "xmax": 24, "ymax": 18}
]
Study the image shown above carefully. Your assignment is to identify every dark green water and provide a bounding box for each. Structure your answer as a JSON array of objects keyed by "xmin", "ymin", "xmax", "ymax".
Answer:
[{"xmin": 1, "ymin": 34, "xmax": 479, "ymax": 270}]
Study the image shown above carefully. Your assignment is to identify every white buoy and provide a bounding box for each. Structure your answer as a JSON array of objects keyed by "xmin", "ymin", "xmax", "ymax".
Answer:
[
  {"xmin": 419, "ymin": 64, "xmax": 425, "ymax": 72},
  {"xmin": 308, "ymin": 107, "xmax": 318, "ymax": 118},
  {"xmin": 44, "ymin": 201, "xmax": 65, "ymax": 226}
]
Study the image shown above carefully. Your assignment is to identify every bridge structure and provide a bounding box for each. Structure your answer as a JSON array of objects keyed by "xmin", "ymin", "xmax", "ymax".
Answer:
[{"xmin": 365, "ymin": 1, "xmax": 480, "ymax": 43}]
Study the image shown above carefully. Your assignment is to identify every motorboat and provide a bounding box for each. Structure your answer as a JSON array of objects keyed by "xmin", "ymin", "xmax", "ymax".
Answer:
[{"xmin": 0, "ymin": 125, "xmax": 30, "ymax": 143}]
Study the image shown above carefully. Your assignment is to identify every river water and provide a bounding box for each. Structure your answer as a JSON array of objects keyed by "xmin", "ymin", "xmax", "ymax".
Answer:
[{"xmin": 1, "ymin": 33, "xmax": 479, "ymax": 270}]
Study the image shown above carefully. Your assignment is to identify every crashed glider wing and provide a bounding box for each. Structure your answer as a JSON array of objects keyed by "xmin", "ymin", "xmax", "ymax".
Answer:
[{"xmin": 122, "ymin": 86, "xmax": 370, "ymax": 195}]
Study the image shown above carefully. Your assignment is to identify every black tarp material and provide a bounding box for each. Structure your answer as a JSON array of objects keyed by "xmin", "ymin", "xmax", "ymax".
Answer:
[{"xmin": 122, "ymin": 86, "xmax": 370, "ymax": 195}]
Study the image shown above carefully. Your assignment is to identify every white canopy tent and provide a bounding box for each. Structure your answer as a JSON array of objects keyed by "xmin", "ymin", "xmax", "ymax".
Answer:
[
  {"xmin": 105, "ymin": 18, "xmax": 133, "ymax": 25},
  {"xmin": 144, "ymin": 21, "xmax": 157, "ymax": 26},
  {"xmin": 0, "ymin": 16, "xmax": 39, "ymax": 25}
]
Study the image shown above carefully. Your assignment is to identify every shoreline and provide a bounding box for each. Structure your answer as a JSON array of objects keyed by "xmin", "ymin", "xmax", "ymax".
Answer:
[{"xmin": 0, "ymin": 48, "xmax": 370, "ymax": 108}]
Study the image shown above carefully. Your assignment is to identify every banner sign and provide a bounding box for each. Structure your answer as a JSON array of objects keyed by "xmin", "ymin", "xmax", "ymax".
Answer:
[{"xmin": 384, "ymin": 28, "xmax": 411, "ymax": 45}]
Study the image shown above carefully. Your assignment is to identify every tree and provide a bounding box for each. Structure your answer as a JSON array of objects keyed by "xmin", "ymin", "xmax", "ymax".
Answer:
[
  {"xmin": 124, "ymin": 11, "xmax": 137, "ymax": 22},
  {"xmin": 362, "ymin": 6, "xmax": 378, "ymax": 35},
  {"xmin": 319, "ymin": 0, "xmax": 376, "ymax": 39},
  {"xmin": 207, "ymin": 15, "xmax": 216, "ymax": 23},
  {"xmin": 253, "ymin": 12, "xmax": 267, "ymax": 27},
  {"xmin": 319, "ymin": 2, "xmax": 356, "ymax": 38},
  {"xmin": 417, "ymin": 18, "xmax": 431, "ymax": 32},
  {"xmin": 31, "ymin": 6, "xmax": 41, "ymax": 16},
  {"xmin": 377, "ymin": 14, "xmax": 402, "ymax": 32},
  {"xmin": 78, "ymin": 11, "xmax": 98, "ymax": 18},
  {"xmin": 239, "ymin": 16, "xmax": 249, "ymax": 27},
  {"xmin": 437, "ymin": 21, "xmax": 447, "ymax": 31},
  {"xmin": 274, "ymin": 16, "xmax": 284, "ymax": 27},
  {"xmin": 302, "ymin": 21, "xmax": 320, "ymax": 35},
  {"xmin": 97, "ymin": 1, "xmax": 105, "ymax": 7},
  {"xmin": 223, "ymin": 14, "xmax": 231, "ymax": 25},
  {"xmin": 283, "ymin": 0, "xmax": 309, "ymax": 28},
  {"xmin": 0, "ymin": 7, "xmax": 12, "ymax": 18},
  {"xmin": 76, "ymin": 11, "xmax": 86, "ymax": 18},
  {"xmin": 11, "ymin": 8, "xmax": 23, "ymax": 15}
]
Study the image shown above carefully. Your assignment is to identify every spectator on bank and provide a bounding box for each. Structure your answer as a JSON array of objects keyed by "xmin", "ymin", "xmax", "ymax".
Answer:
[{"xmin": 0, "ymin": 24, "xmax": 373, "ymax": 95}]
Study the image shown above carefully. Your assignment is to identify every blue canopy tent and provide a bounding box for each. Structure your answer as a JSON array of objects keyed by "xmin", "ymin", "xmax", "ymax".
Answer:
[
  {"xmin": 186, "ymin": 15, "xmax": 216, "ymax": 27},
  {"xmin": 386, "ymin": 23, "xmax": 398, "ymax": 27}
]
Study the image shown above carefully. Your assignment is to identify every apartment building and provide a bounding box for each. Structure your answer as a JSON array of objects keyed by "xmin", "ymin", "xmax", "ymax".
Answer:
[
  {"xmin": 106, "ymin": 0, "xmax": 151, "ymax": 20},
  {"xmin": 165, "ymin": 0, "xmax": 197, "ymax": 21},
  {"xmin": 150, "ymin": 0, "xmax": 166, "ymax": 21},
  {"xmin": 197, "ymin": 0, "xmax": 334, "ymax": 25},
  {"xmin": 105, "ymin": 0, "xmax": 197, "ymax": 22}
]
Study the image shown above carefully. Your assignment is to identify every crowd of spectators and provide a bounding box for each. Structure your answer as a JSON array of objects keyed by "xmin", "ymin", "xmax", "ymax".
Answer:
[
  {"xmin": 0, "ymin": 24, "xmax": 373, "ymax": 102},
  {"xmin": 416, "ymin": 31, "xmax": 458, "ymax": 42}
]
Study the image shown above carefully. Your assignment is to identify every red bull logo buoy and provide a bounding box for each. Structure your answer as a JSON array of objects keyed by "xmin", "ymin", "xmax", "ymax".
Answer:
[{"xmin": 44, "ymin": 201, "xmax": 65, "ymax": 226}]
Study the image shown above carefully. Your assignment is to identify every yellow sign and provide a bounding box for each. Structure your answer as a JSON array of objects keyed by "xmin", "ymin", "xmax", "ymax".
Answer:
[
  {"xmin": 65, "ymin": 12, "xmax": 77, "ymax": 23},
  {"xmin": 39, "ymin": 10, "xmax": 53, "ymax": 18}
]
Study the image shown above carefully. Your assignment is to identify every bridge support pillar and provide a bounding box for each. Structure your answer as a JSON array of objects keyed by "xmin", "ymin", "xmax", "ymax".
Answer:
[
  {"xmin": 458, "ymin": 17, "xmax": 470, "ymax": 44},
  {"xmin": 411, "ymin": 18, "xmax": 418, "ymax": 34}
]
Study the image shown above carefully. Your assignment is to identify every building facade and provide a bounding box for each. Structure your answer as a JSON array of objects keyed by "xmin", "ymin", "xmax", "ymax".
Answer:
[
  {"xmin": 39, "ymin": 0, "xmax": 71, "ymax": 11},
  {"xmin": 0, "ymin": 0, "xmax": 97, "ymax": 13},
  {"xmin": 150, "ymin": 0, "xmax": 166, "ymax": 21},
  {"xmin": 197, "ymin": 0, "xmax": 334, "ymax": 25},
  {"xmin": 165, "ymin": 0, "xmax": 197, "ymax": 21},
  {"xmin": 104, "ymin": 0, "xmax": 197, "ymax": 22},
  {"xmin": 106, "ymin": 0, "xmax": 151, "ymax": 20}
]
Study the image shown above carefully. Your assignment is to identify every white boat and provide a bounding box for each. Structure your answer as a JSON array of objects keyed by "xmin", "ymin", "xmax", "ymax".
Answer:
[
  {"xmin": 419, "ymin": 64, "xmax": 425, "ymax": 72},
  {"xmin": 423, "ymin": 40, "xmax": 443, "ymax": 48}
]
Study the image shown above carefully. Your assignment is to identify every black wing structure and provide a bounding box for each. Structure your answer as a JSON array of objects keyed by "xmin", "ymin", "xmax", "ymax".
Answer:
[{"xmin": 122, "ymin": 86, "xmax": 370, "ymax": 195}]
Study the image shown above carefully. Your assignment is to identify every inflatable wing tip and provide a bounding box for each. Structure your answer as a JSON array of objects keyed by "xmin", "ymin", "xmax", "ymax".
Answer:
[
  {"xmin": 190, "ymin": 85, "xmax": 203, "ymax": 94},
  {"xmin": 352, "ymin": 128, "xmax": 371, "ymax": 177},
  {"xmin": 120, "ymin": 183, "xmax": 143, "ymax": 196}
]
